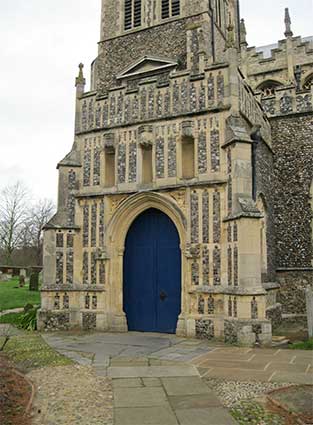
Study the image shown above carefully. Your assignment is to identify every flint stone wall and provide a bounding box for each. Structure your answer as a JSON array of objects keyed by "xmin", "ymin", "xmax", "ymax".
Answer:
[
  {"xmin": 271, "ymin": 113, "xmax": 313, "ymax": 268},
  {"xmin": 96, "ymin": 16, "xmax": 200, "ymax": 93},
  {"xmin": 276, "ymin": 270, "xmax": 313, "ymax": 315}
]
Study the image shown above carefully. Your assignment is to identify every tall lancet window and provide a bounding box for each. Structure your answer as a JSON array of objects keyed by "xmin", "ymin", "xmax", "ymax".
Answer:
[
  {"xmin": 162, "ymin": 0, "xmax": 180, "ymax": 19},
  {"xmin": 124, "ymin": 0, "xmax": 142, "ymax": 30}
]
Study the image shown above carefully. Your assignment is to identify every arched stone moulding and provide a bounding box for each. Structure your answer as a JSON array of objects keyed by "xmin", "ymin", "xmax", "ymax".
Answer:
[{"xmin": 105, "ymin": 191, "xmax": 189, "ymax": 334}]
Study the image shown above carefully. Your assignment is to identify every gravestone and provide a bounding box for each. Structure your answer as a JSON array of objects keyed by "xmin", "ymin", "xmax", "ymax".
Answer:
[
  {"xmin": 29, "ymin": 273, "xmax": 39, "ymax": 292},
  {"xmin": 19, "ymin": 275, "xmax": 25, "ymax": 288},
  {"xmin": 20, "ymin": 269, "xmax": 27, "ymax": 278},
  {"xmin": 305, "ymin": 287, "xmax": 313, "ymax": 338}
]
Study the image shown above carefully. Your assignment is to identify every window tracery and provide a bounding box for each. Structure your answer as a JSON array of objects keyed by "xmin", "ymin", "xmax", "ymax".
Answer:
[{"xmin": 304, "ymin": 74, "xmax": 313, "ymax": 91}]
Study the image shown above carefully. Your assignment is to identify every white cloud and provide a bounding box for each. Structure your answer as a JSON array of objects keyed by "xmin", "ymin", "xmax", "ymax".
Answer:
[{"xmin": 0, "ymin": 0, "xmax": 311, "ymax": 201}]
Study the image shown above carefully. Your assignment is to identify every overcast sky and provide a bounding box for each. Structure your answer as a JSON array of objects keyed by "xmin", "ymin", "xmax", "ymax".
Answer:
[{"xmin": 0, "ymin": 0, "xmax": 312, "ymax": 203}]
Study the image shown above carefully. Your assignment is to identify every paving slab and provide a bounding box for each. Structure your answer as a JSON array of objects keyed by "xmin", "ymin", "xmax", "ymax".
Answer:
[
  {"xmin": 108, "ymin": 365, "xmax": 199, "ymax": 378},
  {"xmin": 265, "ymin": 361, "xmax": 310, "ymax": 373},
  {"xmin": 114, "ymin": 387, "xmax": 168, "ymax": 407},
  {"xmin": 168, "ymin": 393, "xmax": 222, "ymax": 410},
  {"xmin": 199, "ymin": 359, "xmax": 268, "ymax": 370},
  {"xmin": 112, "ymin": 378, "xmax": 143, "ymax": 388},
  {"xmin": 175, "ymin": 407, "xmax": 237, "ymax": 425},
  {"xmin": 114, "ymin": 406, "xmax": 178, "ymax": 425},
  {"xmin": 205, "ymin": 367, "xmax": 272, "ymax": 382},
  {"xmin": 162, "ymin": 376, "xmax": 210, "ymax": 396},
  {"xmin": 269, "ymin": 372, "xmax": 313, "ymax": 385},
  {"xmin": 142, "ymin": 377, "xmax": 162, "ymax": 387}
]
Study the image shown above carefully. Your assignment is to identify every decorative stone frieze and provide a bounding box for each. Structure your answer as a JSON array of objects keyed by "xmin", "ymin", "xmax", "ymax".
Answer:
[
  {"xmin": 99, "ymin": 201, "xmax": 105, "ymax": 247},
  {"xmin": 99, "ymin": 261, "xmax": 105, "ymax": 285},
  {"xmin": 234, "ymin": 246, "xmax": 239, "ymax": 286},
  {"xmin": 168, "ymin": 136, "xmax": 177, "ymax": 177},
  {"xmin": 213, "ymin": 245, "xmax": 221, "ymax": 286},
  {"xmin": 54, "ymin": 293, "xmax": 60, "ymax": 310},
  {"xmin": 233, "ymin": 297, "xmax": 238, "ymax": 318},
  {"xmin": 210, "ymin": 129, "xmax": 220, "ymax": 172},
  {"xmin": 198, "ymin": 131, "xmax": 207, "ymax": 174},
  {"xmin": 85, "ymin": 293, "xmax": 90, "ymax": 309},
  {"xmin": 198, "ymin": 296, "xmax": 205, "ymax": 314},
  {"xmin": 56, "ymin": 233, "xmax": 64, "ymax": 248},
  {"xmin": 202, "ymin": 246, "xmax": 209, "ymax": 286},
  {"xmin": 227, "ymin": 224, "xmax": 232, "ymax": 243},
  {"xmin": 83, "ymin": 140, "xmax": 91, "ymax": 186},
  {"xmin": 280, "ymin": 93, "xmax": 293, "ymax": 114},
  {"xmin": 91, "ymin": 204, "xmax": 97, "ymax": 247},
  {"xmin": 192, "ymin": 261, "xmax": 199, "ymax": 286},
  {"xmin": 117, "ymin": 143, "xmax": 126, "ymax": 183},
  {"xmin": 233, "ymin": 223, "xmax": 238, "ymax": 242},
  {"xmin": 56, "ymin": 252, "xmax": 64, "ymax": 285},
  {"xmin": 190, "ymin": 190, "xmax": 199, "ymax": 244},
  {"xmin": 228, "ymin": 296, "xmax": 233, "ymax": 316},
  {"xmin": 92, "ymin": 294, "xmax": 98, "ymax": 310},
  {"xmin": 213, "ymin": 191, "xmax": 221, "ymax": 243},
  {"xmin": 93, "ymin": 145, "xmax": 101, "ymax": 186},
  {"xmin": 88, "ymin": 99, "xmax": 94, "ymax": 129},
  {"xmin": 83, "ymin": 252, "xmax": 89, "ymax": 284},
  {"xmin": 202, "ymin": 190, "xmax": 209, "ymax": 243},
  {"xmin": 91, "ymin": 252, "xmax": 96, "ymax": 284},
  {"xmin": 208, "ymin": 295, "xmax": 214, "ymax": 314},
  {"xmin": 227, "ymin": 176, "xmax": 232, "ymax": 214},
  {"xmin": 228, "ymin": 246, "xmax": 232, "ymax": 286},
  {"xmin": 217, "ymin": 71, "xmax": 225, "ymax": 101},
  {"xmin": 66, "ymin": 250, "xmax": 74, "ymax": 285},
  {"xmin": 156, "ymin": 137, "xmax": 165, "ymax": 178},
  {"xmin": 63, "ymin": 293, "xmax": 70, "ymax": 310},
  {"xmin": 83, "ymin": 205, "xmax": 89, "ymax": 247}
]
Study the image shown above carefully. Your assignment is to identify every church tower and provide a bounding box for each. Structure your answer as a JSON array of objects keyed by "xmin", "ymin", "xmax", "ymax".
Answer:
[{"xmin": 39, "ymin": 0, "xmax": 272, "ymax": 345}]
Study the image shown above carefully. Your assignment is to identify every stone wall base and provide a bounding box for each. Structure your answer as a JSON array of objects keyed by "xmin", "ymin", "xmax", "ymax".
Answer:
[
  {"xmin": 38, "ymin": 310, "xmax": 272, "ymax": 346},
  {"xmin": 37, "ymin": 310, "xmax": 128, "ymax": 332},
  {"xmin": 176, "ymin": 316, "xmax": 272, "ymax": 346}
]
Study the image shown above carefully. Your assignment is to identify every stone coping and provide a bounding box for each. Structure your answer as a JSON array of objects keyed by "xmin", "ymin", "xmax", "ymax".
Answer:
[{"xmin": 190, "ymin": 286, "xmax": 267, "ymax": 295}]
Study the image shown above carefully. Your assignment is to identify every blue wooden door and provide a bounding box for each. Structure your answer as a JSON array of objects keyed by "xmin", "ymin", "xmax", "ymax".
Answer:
[{"xmin": 123, "ymin": 208, "xmax": 181, "ymax": 333}]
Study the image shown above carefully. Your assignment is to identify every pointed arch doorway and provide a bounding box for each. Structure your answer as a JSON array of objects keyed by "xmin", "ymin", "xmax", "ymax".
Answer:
[{"xmin": 123, "ymin": 208, "xmax": 181, "ymax": 333}]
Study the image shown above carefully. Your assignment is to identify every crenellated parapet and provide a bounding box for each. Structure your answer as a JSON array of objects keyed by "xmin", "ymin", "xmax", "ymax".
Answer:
[{"xmin": 257, "ymin": 85, "xmax": 313, "ymax": 117}]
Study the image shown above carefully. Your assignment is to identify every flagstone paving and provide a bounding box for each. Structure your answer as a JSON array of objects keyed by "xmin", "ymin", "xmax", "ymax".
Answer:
[{"xmin": 42, "ymin": 332, "xmax": 313, "ymax": 424}]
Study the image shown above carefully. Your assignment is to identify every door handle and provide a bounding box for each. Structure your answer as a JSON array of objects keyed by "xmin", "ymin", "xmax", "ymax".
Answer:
[{"xmin": 160, "ymin": 291, "xmax": 167, "ymax": 301}]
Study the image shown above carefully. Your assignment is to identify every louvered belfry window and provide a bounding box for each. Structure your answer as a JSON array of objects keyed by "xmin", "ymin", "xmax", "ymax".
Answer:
[
  {"xmin": 162, "ymin": 0, "xmax": 180, "ymax": 19},
  {"xmin": 124, "ymin": 0, "xmax": 142, "ymax": 30},
  {"xmin": 172, "ymin": 0, "xmax": 180, "ymax": 16}
]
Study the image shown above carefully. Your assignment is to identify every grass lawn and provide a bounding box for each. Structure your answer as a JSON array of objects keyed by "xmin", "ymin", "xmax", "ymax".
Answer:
[
  {"xmin": 0, "ymin": 333, "xmax": 73, "ymax": 371},
  {"xmin": 0, "ymin": 278, "xmax": 41, "ymax": 312},
  {"xmin": 290, "ymin": 338, "xmax": 313, "ymax": 350},
  {"xmin": 0, "ymin": 312, "xmax": 23, "ymax": 326}
]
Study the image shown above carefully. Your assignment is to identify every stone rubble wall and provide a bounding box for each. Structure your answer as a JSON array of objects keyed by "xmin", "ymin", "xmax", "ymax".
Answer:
[{"xmin": 271, "ymin": 113, "xmax": 313, "ymax": 269}]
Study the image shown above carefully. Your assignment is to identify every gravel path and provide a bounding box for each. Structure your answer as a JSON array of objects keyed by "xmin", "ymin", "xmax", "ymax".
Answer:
[
  {"xmin": 28, "ymin": 365, "xmax": 113, "ymax": 425},
  {"xmin": 205, "ymin": 378, "xmax": 290, "ymax": 408}
]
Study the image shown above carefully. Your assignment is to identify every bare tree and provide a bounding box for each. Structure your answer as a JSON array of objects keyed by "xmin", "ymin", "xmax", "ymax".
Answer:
[
  {"xmin": 0, "ymin": 182, "xmax": 30, "ymax": 265},
  {"xmin": 27, "ymin": 199, "xmax": 55, "ymax": 266}
]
